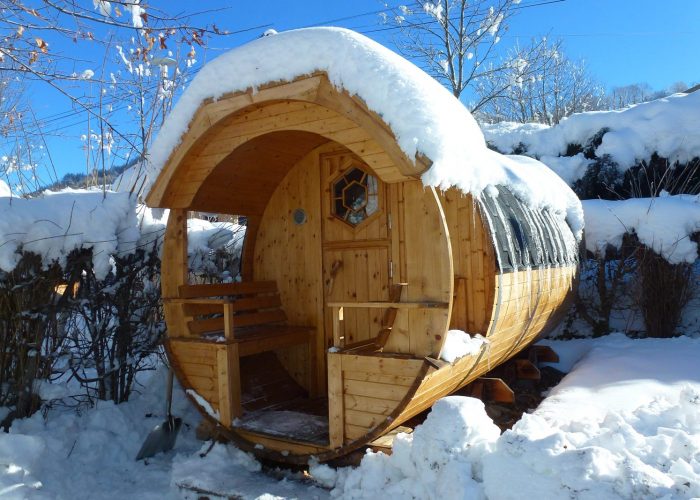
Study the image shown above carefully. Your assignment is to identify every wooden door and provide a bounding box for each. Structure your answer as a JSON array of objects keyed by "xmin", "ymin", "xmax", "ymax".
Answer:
[{"xmin": 321, "ymin": 152, "xmax": 393, "ymax": 348}]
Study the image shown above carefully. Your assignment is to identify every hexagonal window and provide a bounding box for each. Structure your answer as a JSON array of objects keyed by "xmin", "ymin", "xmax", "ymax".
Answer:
[{"xmin": 332, "ymin": 166, "xmax": 379, "ymax": 226}]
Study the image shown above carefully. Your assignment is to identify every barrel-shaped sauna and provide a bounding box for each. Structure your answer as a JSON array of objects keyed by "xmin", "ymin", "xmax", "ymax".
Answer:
[{"xmin": 144, "ymin": 28, "xmax": 582, "ymax": 464}]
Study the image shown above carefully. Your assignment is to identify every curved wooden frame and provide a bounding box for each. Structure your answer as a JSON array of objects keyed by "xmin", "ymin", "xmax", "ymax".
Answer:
[
  {"xmin": 150, "ymin": 72, "xmax": 579, "ymax": 465},
  {"xmin": 146, "ymin": 74, "xmax": 429, "ymax": 210}
]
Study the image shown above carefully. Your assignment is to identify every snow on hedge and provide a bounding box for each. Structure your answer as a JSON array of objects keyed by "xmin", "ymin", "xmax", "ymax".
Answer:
[
  {"xmin": 583, "ymin": 194, "xmax": 700, "ymax": 264},
  {"xmin": 145, "ymin": 27, "xmax": 583, "ymax": 240},
  {"xmin": 482, "ymin": 91, "xmax": 700, "ymax": 184},
  {"xmin": 0, "ymin": 189, "xmax": 244, "ymax": 278},
  {"xmin": 0, "ymin": 190, "xmax": 141, "ymax": 279}
]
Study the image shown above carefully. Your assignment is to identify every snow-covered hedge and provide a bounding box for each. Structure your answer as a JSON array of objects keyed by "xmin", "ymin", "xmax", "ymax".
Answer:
[
  {"xmin": 482, "ymin": 91, "xmax": 700, "ymax": 186},
  {"xmin": 0, "ymin": 189, "xmax": 245, "ymax": 414},
  {"xmin": 0, "ymin": 189, "xmax": 245, "ymax": 279},
  {"xmin": 0, "ymin": 190, "xmax": 143, "ymax": 279},
  {"xmin": 583, "ymin": 194, "xmax": 700, "ymax": 264}
]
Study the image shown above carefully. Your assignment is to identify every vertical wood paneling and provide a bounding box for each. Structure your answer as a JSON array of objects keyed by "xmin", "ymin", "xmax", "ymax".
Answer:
[
  {"xmin": 321, "ymin": 149, "xmax": 391, "ymax": 349},
  {"xmin": 253, "ymin": 144, "xmax": 325, "ymax": 394},
  {"xmin": 327, "ymin": 352, "xmax": 344, "ymax": 448},
  {"xmin": 401, "ymin": 182, "xmax": 453, "ymax": 357},
  {"xmin": 162, "ymin": 209, "xmax": 190, "ymax": 337},
  {"xmin": 438, "ymin": 189, "xmax": 496, "ymax": 335}
]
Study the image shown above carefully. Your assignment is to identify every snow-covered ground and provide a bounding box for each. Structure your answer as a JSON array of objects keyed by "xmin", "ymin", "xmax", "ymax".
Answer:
[{"xmin": 2, "ymin": 334, "xmax": 699, "ymax": 499}]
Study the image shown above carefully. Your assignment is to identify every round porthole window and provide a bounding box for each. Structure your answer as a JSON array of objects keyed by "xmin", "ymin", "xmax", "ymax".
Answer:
[
  {"xmin": 331, "ymin": 166, "xmax": 378, "ymax": 226},
  {"xmin": 293, "ymin": 208, "xmax": 307, "ymax": 225}
]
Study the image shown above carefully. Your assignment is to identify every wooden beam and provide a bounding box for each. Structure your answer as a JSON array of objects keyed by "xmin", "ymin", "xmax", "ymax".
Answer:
[
  {"xmin": 327, "ymin": 352, "xmax": 344, "ymax": 448},
  {"xmin": 326, "ymin": 301, "xmax": 449, "ymax": 309},
  {"xmin": 223, "ymin": 302, "xmax": 235, "ymax": 341},
  {"xmin": 178, "ymin": 281, "xmax": 277, "ymax": 298},
  {"xmin": 216, "ymin": 344, "xmax": 241, "ymax": 426}
]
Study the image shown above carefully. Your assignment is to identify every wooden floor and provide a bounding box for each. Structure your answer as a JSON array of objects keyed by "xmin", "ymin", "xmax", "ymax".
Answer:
[
  {"xmin": 240, "ymin": 352, "xmax": 308, "ymax": 412},
  {"xmin": 235, "ymin": 399, "xmax": 330, "ymax": 445},
  {"xmin": 238, "ymin": 352, "xmax": 329, "ymax": 444}
]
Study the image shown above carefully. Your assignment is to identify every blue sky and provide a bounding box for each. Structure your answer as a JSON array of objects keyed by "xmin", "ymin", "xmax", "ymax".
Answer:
[{"xmin": 10, "ymin": 0, "xmax": 700, "ymax": 182}]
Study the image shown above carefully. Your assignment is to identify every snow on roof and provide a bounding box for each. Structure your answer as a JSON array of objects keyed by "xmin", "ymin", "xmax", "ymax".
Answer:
[
  {"xmin": 0, "ymin": 180, "xmax": 11, "ymax": 197},
  {"xmin": 482, "ymin": 91, "xmax": 700, "ymax": 184},
  {"xmin": 146, "ymin": 27, "xmax": 582, "ymax": 239},
  {"xmin": 582, "ymin": 194, "xmax": 700, "ymax": 264}
]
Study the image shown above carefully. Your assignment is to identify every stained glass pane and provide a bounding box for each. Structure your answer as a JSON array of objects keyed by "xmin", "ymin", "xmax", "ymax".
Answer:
[{"xmin": 331, "ymin": 166, "xmax": 379, "ymax": 226}]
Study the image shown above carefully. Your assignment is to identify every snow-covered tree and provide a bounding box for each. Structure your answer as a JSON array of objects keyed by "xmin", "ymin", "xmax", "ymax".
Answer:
[
  {"xmin": 475, "ymin": 38, "xmax": 605, "ymax": 124},
  {"xmin": 0, "ymin": 1, "xmax": 223, "ymax": 192},
  {"xmin": 386, "ymin": 0, "xmax": 529, "ymax": 106}
]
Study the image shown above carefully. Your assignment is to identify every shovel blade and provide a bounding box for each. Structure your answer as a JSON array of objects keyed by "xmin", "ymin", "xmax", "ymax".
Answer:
[{"xmin": 136, "ymin": 417, "xmax": 182, "ymax": 461}]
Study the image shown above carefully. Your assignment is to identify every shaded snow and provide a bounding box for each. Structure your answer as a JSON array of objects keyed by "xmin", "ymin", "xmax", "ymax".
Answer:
[
  {"xmin": 144, "ymin": 27, "xmax": 582, "ymax": 240},
  {"xmin": 582, "ymin": 194, "xmax": 700, "ymax": 264},
  {"xmin": 173, "ymin": 443, "xmax": 328, "ymax": 499}
]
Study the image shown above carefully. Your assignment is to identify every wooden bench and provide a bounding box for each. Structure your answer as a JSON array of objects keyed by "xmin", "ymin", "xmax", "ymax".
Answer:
[
  {"xmin": 166, "ymin": 281, "xmax": 314, "ymax": 423},
  {"xmin": 171, "ymin": 281, "xmax": 314, "ymax": 356}
]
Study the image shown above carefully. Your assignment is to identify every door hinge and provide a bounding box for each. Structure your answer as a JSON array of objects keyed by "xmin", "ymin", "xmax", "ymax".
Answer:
[
  {"xmin": 389, "ymin": 259, "xmax": 394, "ymax": 279},
  {"xmin": 387, "ymin": 213, "xmax": 392, "ymax": 230}
]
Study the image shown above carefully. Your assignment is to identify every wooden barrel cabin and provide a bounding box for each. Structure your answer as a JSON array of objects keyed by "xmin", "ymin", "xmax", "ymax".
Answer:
[{"xmin": 144, "ymin": 28, "xmax": 582, "ymax": 464}]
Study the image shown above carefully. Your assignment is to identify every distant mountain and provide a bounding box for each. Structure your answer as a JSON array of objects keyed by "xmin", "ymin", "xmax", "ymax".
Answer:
[{"xmin": 30, "ymin": 158, "xmax": 141, "ymax": 195}]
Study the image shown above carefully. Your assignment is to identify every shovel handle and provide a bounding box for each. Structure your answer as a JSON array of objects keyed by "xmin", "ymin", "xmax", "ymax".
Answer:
[{"xmin": 166, "ymin": 366, "xmax": 174, "ymax": 417}]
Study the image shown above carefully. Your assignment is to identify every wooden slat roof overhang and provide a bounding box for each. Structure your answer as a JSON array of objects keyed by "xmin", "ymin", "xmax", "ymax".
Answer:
[{"xmin": 145, "ymin": 73, "xmax": 431, "ymax": 216}]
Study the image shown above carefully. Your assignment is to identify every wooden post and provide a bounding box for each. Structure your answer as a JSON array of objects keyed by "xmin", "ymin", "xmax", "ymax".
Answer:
[
  {"xmin": 223, "ymin": 301, "xmax": 235, "ymax": 340},
  {"xmin": 327, "ymin": 352, "xmax": 344, "ymax": 448},
  {"xmin": 162, "ymin": 208, "xmax": 189, "ymax": 337},
  {"xmin": 217, "ymin": 344, "xmax": 241, "ymax": 426},
  {"xmin": 332, "ymin": 306, "xmax": 344, "ymax": 348}
]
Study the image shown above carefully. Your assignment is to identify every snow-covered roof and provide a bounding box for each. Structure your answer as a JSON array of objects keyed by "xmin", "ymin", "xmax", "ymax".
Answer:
[
  {"xmin": 146, "ymin": 27, "xmax": 583, "ymax": 239},
  {"xmin": 482, "ymin": 91, "xmax": 700, "ymax": 185},
  {"xmin": 0, "ymin": 180, "xmax": 11, "ymax": 197}
]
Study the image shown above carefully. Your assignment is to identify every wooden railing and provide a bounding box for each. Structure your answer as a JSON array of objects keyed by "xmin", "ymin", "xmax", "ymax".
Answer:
[{"xmin": 327, "ymin": 300, "xmax": 449, "ymax": 351}]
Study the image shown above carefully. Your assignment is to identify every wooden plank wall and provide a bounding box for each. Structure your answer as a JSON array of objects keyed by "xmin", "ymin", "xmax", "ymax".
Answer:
[
  {"xmin": 161, "ymin": 209, "xmax": 190, "ymax": 338},
  {"xmin": 253, "ymin": 143, "xmax": 326, "ymax": 396},
  {"xmin": 163, "ymin": 100, "xmax": 402, "ymax": 212},
  {"xmin": 169, "ymin": 341, "xmax": 221, "ymax": 413},
  {"xmin": 320, "ymin": 150, "xmax": 390, "ymax": 348},
  {"xmin": 330, "ymin": 354, "xmax": 423, "ymax": 445},
  {"xmin": 392, "ymin": 264, "xmax": 577, "ymax": 424},
  {"xmin": 438, "ymin": 189, "xmax": 497, "ymax": 334},
  {"xmin": 388, "ymin": 182, "xmax": 453, "ymax": 357}
]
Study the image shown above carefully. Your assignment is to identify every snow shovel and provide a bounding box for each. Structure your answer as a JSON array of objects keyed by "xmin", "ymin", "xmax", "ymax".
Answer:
[{"xmin": 136, "ymin": 368, "xmax": 182, "ymax": 460}]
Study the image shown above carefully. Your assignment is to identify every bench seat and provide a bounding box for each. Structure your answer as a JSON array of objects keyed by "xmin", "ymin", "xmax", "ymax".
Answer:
[
  {"xmin": 195, "ymin": 325, "xmax": 314, "ymax": 357},
  {"xmin": 169, "ymin": 281, "xmax": 314, "ymax": 356}
]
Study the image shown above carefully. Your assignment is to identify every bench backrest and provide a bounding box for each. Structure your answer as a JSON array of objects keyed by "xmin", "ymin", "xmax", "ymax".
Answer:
[{"xmin": 179, "ymin": 281, "xmax": 288, "ymax": 335}]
